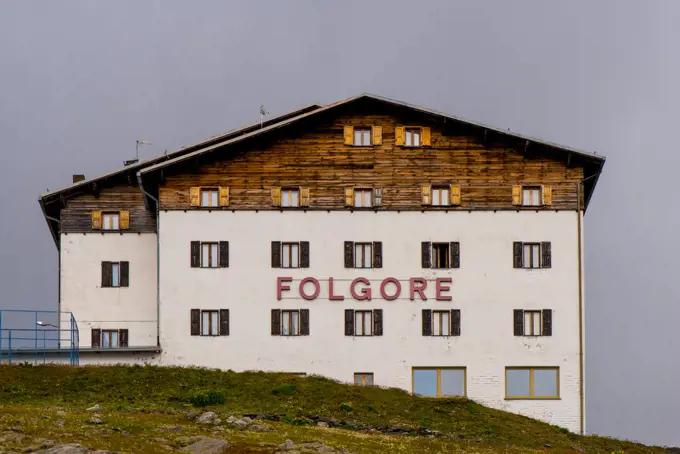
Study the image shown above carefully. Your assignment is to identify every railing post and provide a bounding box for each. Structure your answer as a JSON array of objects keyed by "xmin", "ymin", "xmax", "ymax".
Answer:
[
  {"xmin": 43, "ymin": 329, "xmax": 47, "ymax": 365},
  {"xmin": 8, "ymin": 330, "xmax": 12, "ymax": 365}
]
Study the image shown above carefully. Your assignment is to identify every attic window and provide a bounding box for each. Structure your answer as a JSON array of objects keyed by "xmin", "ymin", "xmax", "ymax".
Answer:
[
  {"xmin": 353, "ymin": 128, "xmax": 372, "ymax": 146},
  {"xmin": 201, "ymin": 189, "xmax": 219, "ymax": 207},
  {"xmin": 102, "ymin": 213, "xmax": 120, "ymax": 230},
  {"xmin": 405, "ymin": 128, "xmax": 421, "ymax": 147}
]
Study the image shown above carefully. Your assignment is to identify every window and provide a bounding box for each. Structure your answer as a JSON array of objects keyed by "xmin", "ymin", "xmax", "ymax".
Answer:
[
  {"xmin": 353, "ymin": 188, "xmax": 373, "ymax": 208},
  {"xmin": 514, "ymin": 309, "xmax": 552, "ymax": 336},
  {"xmin": 102, "ymin": 330, "xmax": 119, "ymax": 348},
  {"xmin": 354, "ymin": 311, "xmax": 373, "ymax": 336},
  {"xmin": 282, "ymin": 310, "xmax": 300, "ymax": 336},
  {"xmin": 432, "ymin": 311, "xmax": 451, "ymax": 336},
  {"xmin": 201, "ymin": 242, "xmax": 219, "ymax": 268},
  {"xmin": 201, "ymin": 310, "xmax": 219, "ymax": 336},
  {"xmin": 354, "ymin": 243, "xmax": 373, "ymax": 268},
  {"xmin": 432, "ymin": 243, "xmax": 450, "ymax": 269},
  {"xmin": 102, "ymin": 213, "xmax": 120, "ymax": 230},
  {"xmin": 282, "ymin": 243, "xmax": 300, "ymax": 268},
  {"xmin": 522, "ymin": 187, "xmax": 541, "ymax": 206},
  {"xmin": 514, "ymin": 242, "xmax": 551, "ymax": 269},
  {"xmin": 353, "ymin": 128, "xmax": 372, "ymax": 146},
  {"xmin": 345, "ymin": 309, "xmax": 382, "ymax": 336},
  {"xmin": 200, "ymin": 189, "xmax": 219, "ymax": 207},
  {"xmin": 506, "ymin": 367, "xmax": 559, "ymax": 399},
  {"xmin": 101, "ymin": 261, "xmax": 129, "ymax": 288},
  {"xmin": 431, "ymin": 186, "xmax": 450, "ymax": 206},
  {"xmin": 281, "ymin": 188, "xmax": 300, "ymax": 207},
  {"xmin": 405, "ymin": 128, "xmax": 421, "ymax": 147},
  {"xmin": 354, "ymin": 373, "xmax": 374, "ymax": 386},
  {"xmin": 412, "ymin": 368, "xmax": 466, "ymax": 397}
]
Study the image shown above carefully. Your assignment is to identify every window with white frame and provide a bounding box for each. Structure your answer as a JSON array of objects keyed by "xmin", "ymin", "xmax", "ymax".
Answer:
[
  {"xmin": 353, "ymin": 128, "xmax": 372, "ymax": 146},
  {"xmin": 353, "ymin": 188, "xmax": 373, "ymax": 208},
  {"xmin": 354, "ymin": 310, "xmax": 373, "ymax": 336},
  {"xmin": 354, "ymin": 243, "xmax": 373, "ymax": 268},
  {"xmin": 200, "ymin": 189, "xmax": 219, "ymax": 207},
  {"xmin": 281, "ymin": 188, "xmax": 300, "ymax": 207},
  {"xmin": 522, "ymin": 187, "xmax": 541, "ymax": 206},
  {"xmin": 282, "ymin": 310, "xmax": 300, "ymax": 336},
  {"xmin": 201, "ymin": 242, "xmax": 219, "ymax": 268},
  {"xmin": 102, "ymin": 212, "xmax": 120, "ymax": 230},
  {"xmin": 431, "ymin": 186, "xmax": 450, "ymax": 206},
  {"xmin": 405, "ymin": 128, "xmax": 421, "ymax": 147}
]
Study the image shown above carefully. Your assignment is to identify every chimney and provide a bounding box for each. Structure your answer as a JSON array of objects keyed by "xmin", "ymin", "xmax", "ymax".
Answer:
[{"xmin": 72, "ymin": 174, "xmax": 85, "ymax": 183}]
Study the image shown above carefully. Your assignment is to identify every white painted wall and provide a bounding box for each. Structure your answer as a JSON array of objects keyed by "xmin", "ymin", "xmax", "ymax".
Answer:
[
  {"xmin": 158, "ymin": 210, "xmax": 582, "ymax": 431},
  {"xmin": 60, "ymin": 233, "xmax": 157, "ymax": 348}
]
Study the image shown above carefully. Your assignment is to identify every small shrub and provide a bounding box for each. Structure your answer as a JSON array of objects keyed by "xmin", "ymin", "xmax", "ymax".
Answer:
[
  {"xmin": 340, "ymin": 401, "xmax": 353, "ymax": 412},
  {"xmin": 187, "ymin": 390, "xmax": 226, "ymax": 407},
  {"xmin": 271, "ymin": 385, "xmax": 297, "ymax": 396},
  {"xmin": 282, "ymin": 415, "xmax": 314, "ymax": 426}
]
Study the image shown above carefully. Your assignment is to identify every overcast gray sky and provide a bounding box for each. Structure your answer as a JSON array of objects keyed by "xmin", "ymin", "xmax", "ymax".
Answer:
[{"xmin": 1, "ymin": 0, "xmax": 678, "ymax": 447}]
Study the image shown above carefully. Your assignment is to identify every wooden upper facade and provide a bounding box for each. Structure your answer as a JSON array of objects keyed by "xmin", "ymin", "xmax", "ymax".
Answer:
[{"xmin": 40, "ymin": 94, "xmax": 605, "ymax": 247}]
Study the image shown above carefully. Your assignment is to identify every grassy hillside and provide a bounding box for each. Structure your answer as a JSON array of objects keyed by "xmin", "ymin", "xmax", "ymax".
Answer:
[{"xmin": 0, "ymin": 364, "xmax": 668, "ymax": 453}]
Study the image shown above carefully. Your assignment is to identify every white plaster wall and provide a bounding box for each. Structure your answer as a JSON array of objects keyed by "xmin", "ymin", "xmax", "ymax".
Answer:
[
  {"xmin": 60, "ymin": 233, "xmax": 158, "ymax": 348},
  {"xmin": 158, "ymin": 210, "xmax": 582, "ymax": 431}
]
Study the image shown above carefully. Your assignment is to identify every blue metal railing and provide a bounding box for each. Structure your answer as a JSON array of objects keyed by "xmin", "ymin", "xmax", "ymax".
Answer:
[{"xmin": 0, "ymin": 310, "xmax": 79, "ymax": 366}]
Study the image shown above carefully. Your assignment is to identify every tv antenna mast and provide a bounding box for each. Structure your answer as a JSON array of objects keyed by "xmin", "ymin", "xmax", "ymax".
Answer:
[
  {"xmin": 136, "ymin": 140, "xmax": 153, "ymax": 160},
  {"xmin": 260, "ymin": 105, "xmax": 269, "ymax": 128}
]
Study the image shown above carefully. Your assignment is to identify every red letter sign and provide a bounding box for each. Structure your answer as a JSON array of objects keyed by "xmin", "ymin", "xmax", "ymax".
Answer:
[
  {"xmin": 435, "ymin": 277, "xmax": 452, "ymax": 301},
  {"xmin": 410, "ymin": 278, "xmax": 427, "ymax": 301},
  {"xmin": 277, "ymin": 277, "xmax": 293, "ymax": 301},
  {"xmin": 299, "ymin": 277, "xmax": 320, "ymax": 300},
  {"xmin": 380, "ymin": 277, "xmax": 401, "ymax": 301},
  {"xmin": 350, "ymin": 277, "xmax": 372, "ymax": 301}
]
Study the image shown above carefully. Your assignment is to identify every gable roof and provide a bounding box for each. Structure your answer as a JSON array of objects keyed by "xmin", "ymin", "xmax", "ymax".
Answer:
[{"xmin": 138, "ymin": 92, "xmax": 605, "ymax": 208}]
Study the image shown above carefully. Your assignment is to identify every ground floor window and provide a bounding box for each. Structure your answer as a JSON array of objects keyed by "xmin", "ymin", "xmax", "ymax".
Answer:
[
  {"xmin": 505, "ymin": 367, "xmax": 559, "ymax": 399},
  {"xmin": 412, "ymin": 367, "xmax": 466, "ymax": 397},
  {"xmin": 354, "ymin": 373, "xmax": 374, "ymax": 386}
]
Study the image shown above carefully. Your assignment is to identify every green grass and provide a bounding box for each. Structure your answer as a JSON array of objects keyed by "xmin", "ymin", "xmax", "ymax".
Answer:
[{"xmin": 0, "ymin": 364, "xmax": 669, "ymax": 453}]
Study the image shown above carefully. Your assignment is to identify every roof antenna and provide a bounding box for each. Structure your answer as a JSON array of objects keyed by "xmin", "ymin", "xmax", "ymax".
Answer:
[
  {"xmin": 260, "ymin": 105, "xmax": 269, "ymax": 128},
  {"xmin": 136, "ymin": 140, "xmax": 153, "ymax": 160}
]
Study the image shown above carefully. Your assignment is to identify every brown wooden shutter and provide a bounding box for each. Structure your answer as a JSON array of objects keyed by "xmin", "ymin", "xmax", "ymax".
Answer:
[
  {"xmin": 373, "ymin": 309, "xmax": 383, "ymax": 336},
  {"xmin": 300, "ymin": 309, "xmax": 310, "ymax": 335},
  {"xmin": 120, "ymin": 261, "xmax": 129, "ymax": 287},
  {"xmin": 271, "ymin": 241, "xmax": 281, "ymax": 268},
  {"xmin": 219, "ymin": 241, "xmax": 229, "ymax": 268},
  {"xmin": 373, "ymin": 187, "xmax": 383, "ymax": 207},
  {"xmin": 271, "ymin": 309, "xmax": 281, "ymax": 335},
  {"xmin": 344, "ymin": 187, "xmax": 354, "ymax": 207},
  {"xmin": 300, "ymin": 187, "xmax": 310, "ymax": 207},
  {"xmin": 191, "ymin": 241, "xmax": 201, "ymax": 268},
  {"xmin": 451, "ymin": 185, "xmax": 461, "ymax": 206},
  {"xmin": 219, "ymin": 187, "xmax": 230, "ymax": 207},
  {"xmin": 514, "ymin": 310, "xmax": 524, "ymax": 336},
  {"xmin": 421, "ymin": 185, "xmax": 431, "ymax": 205},
  {"xmin": 373, "ymin": 242, "xmax": 382, "ymax": 268},
  {"xmin": 541, "ymin": 242, "xmax": 552, "ymax": 268},
  {"xmin": 345, "ymin": 309, "xmax": 354, "ymax": 336},
  {"xmin": 421, "ymin": 242, "xmax": 431, "ymax": 268},
  {"xmin": 451, "ymin": 242, "xmax": 460, "ymax": 269},
  {"xmin": 372, "ymin": 126, "xmax": 382, "ymax": 145},
  {"xmin": 300, "ymin": 241, "xmax": 310, "ymax": 268},
  {"xmin": 271, "ymin": 187, "xmax": 281, "ymax": 206},
  {"xmin": 422, "ymin": 309, "xmax": 432, "ymax": 336},
  {"xmin": 513, "ymin": 242, "xmax": 523, "ymax": 268},
  {"xmin": 542, "ymin": 310, "xmax": 552, "ymax": 336},
  {"xmin": 119, "ymin": 329, "xmax": 129, "ymax": 347},
  {"xmin": 542, "ymin": 185, "xmax": 552, "ymax": 206},
  {"xmin": 394, "ymin": 126, "xmax": 405, "ymax": 146},
  {"xmin": 101, "ymin": 262, "xmax": 112, "ymax": 287},
  {"xmin": 190, "ymin": 187, "xmax": 200, "ymax": 207},
  {"xmin": 452, "ymin": 309, "xmax": 461, "ymax": 336},
  {"xmin": 512, "ymin": 185, "xmax": 522, "ymax": 205},
  {"xmin": 344, "ymin": 125, "xmax": 354, "ymax": 145},
  {"xmin": 344, "ymin": 241, "xmax": 354, "ymax": 268},
  {"xmin": 119, "ymin": 210, "xmax": 130, "ymax": 230},
  {"xmin": 91, "ymin": 328, "xmax": 101, "ymax": 347},
  {"xmin": 421, "ymin": 127, "xmax": 431, "ymax": 146},
  {"xmin": 219, "ymin": 309, "xmax": 229, "ymax": 336},
  {"xmin": 92, "ymin": 211, "xmax": 102, "ymax": 230},
  {"xmin": 191, "ymin": 309, "xmax": 200, "ymax": 336}
]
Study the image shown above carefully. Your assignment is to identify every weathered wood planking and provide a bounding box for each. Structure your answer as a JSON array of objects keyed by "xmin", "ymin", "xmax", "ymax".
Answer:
[
  {"xmin": 158, "ymin": 111, "xmax": 584, "ymax": 210},
  {"xmin": 61, "ymin": 185, "xmax": 156, "ymax": 234}
]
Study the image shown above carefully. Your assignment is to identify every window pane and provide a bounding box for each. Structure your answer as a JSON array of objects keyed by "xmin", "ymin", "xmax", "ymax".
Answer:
[
  {"xmin": 282, "ymin": 191, "xmax": 290, "ymax": 207},
  {"xmin": 291, "ymin": 311, "xmax": 299, "ymax": 335},
  {"xmin": 355, "ymin": 312, "xmax": 363, "ymax": 335},
  {"xmin": 291, "ymin": 244, "xmax": 299, "ymax": 268},
  {"xmin": 210, "ymin": 191, "xmax": 218, "ymax": 207},
  {"xmin": 523, "ymin": 245, "xmax": 530, "ymax": 267},
  {"xmin": 524, "ymin": 312, "xmax": 532, "ymax": 335},
  {"xmin": 440, "ymin": 369, "xmax": 465, "ymax": 396},
  {"xmin": 282, "ymin": 245, "xmax": 290, "ymax": 268},
  {"xmin": 210, "ymin": 312, "xmax": 218, "ymax": 336},
  {"xmin": 354, "ymin": 130, "xmax": 362, "ymax": 145},
  {"xmin": 210, "ymin": 244, "xmax": 218, "ymax": 267},
  {"xmin": 112, "ymin": 215, "xmax": 119, "ymax": 230},
  {"xmin": 291, "ymin": 190, "xmax": 299, "ymax": 207},
  {"xmin": 362, "ymin": 130, "xmax": 371, "ymax": 145},
  {"xmin": 405, "ymin": 131, "xmax": 412, "ymax": 146},
  {"xmin": 282, "ymin": 312, "xmax": 290, "ymax": 336},
  {"xmin": 413, "ymin": 369, "xmax": 437, "ymax": 397},
  {"xmin": 354, "ymin": 244, "xmax": 361, "ymax": 266},
  {"xmin": 102, "ymin": 333, "xmax": 109, "ymax": 348},
  {"xmin": 363, "ymin": 244, "xmax": 372, "ymax": 268},
  {"xmin": 507, "ymin": 369, "xmax": 531, "ymax": 397},
  {"xmin": 533, "ymin": 312, "xmax": 541, "ymax": 335},
  {"xmin": 365, "ymin": 374, "xmax": 374, "ymax": 386},
  {"xmin": 532, "ymin": 246, "xmax": 540, "ymax": 268},
  {"xmin": 110, "ymin": 331, "xmax": 118, "ymax": 348},
  {"xmin": 363, "ymin": 190, "xmax": 372, "ymax": 207},
  {"xmin": 354, "ymin": 374, "xmax": 362, "ymax": 385},
  {"xmin": 201, "ymin": 244, "xmax": 209, "ymax": 267},
  {"xmin": 441, "ymin": 313, "xmax": 450, "ymax": 336},
  {"xmin": 441, "ymin": 188, "xmax": 449, "ymax": 205},
  {"xmin": 202, "ymin": 312, "xmax": 210, "ymax": 335},
  {"xmin": 201, "ymin": 191, "xmax": 209, "ymax": 206},
  {"xmin": 111, "ymin": 263, "xmax": 119, "ymax": 287},
  {"xmin": 413, "ymin": 132, "xmax": 421, "ymax": 146},
  {"xmin": 533, "ymin": 369, "xmax": 558, "ymax": 397}
]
